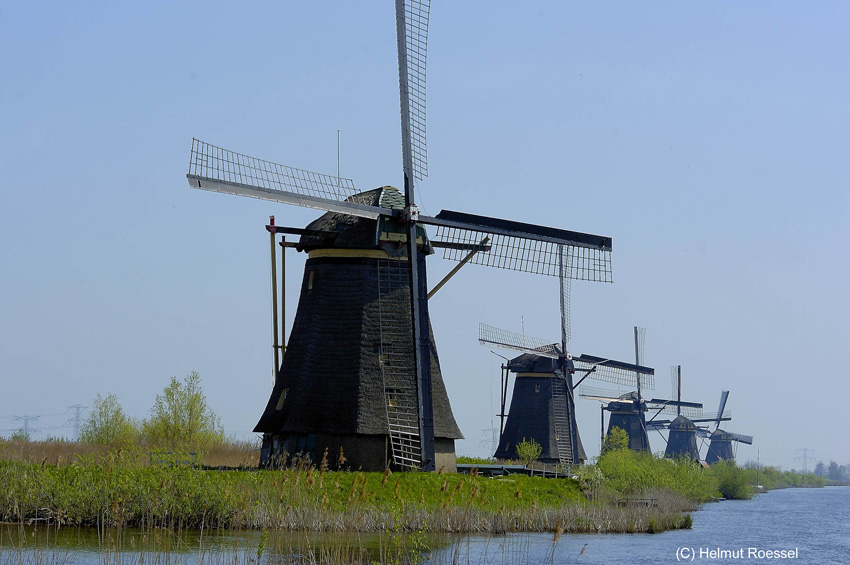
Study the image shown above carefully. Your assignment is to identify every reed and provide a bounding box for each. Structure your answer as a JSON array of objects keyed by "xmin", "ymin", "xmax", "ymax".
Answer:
[
  {"xmin": 0, "ymin": 453, "xmax": 694, "ymax": 534},
  {"xmin": 0, "ymin": 438, "xmax": 258, "ymax": 469}
]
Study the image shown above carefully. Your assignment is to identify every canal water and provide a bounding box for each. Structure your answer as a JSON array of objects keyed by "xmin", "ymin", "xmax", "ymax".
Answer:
[
  {"xmin": 439, "ymin": 486, "xmax": 849, "ymax": 564},
  {"xmin": 1, "ymin": 486, "xmax": 846, "ymax": 564}
]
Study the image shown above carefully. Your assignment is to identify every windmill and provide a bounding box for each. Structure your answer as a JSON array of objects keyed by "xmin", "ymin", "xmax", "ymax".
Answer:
[
  {"xmin": 701, "ymin": 391, "xmax": 753, "ymax": 464},
  {"xmin": 480, "ymin": 321, "xmax": 651, "ymax": 465},
  {"xmin": 186, "ymin": 1, "xmax": 613, "ymax": 472},
  {"xmin": 645, "ymin": 366, "xmax": 726, "ymax": 460},
  {"xmin": 579, "ymin": 327, "xmax": 697, "ymax": 453}
]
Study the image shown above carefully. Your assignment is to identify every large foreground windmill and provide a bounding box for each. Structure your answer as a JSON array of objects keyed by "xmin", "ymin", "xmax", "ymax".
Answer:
[
  {"xmin": 702, "ymin": 391, "xmax": 753, "ymax": 464},
  {"xmin": 185, "ymin": 1, "xmax": 613, "ymax": 472}
]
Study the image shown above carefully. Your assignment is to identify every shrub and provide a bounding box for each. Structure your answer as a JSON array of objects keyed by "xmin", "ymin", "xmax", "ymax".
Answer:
[
  {"xmin": 710, "ymin": 460, "xmax": 752, "ymax": 500},
  {"xmin": 596, "ymin": 448, "xmax": 719, "ymax": 503},
  {"xmin": 515, "ymin": 438, "xmax": 542, "ymax": 466},
  {"xmin": 601, "ymin": 427, "xmax": 629, "ymax": 455},
  {"xmin": 79, "ymin": 393, "xmax": 139, "ymax": 446},
  {"xmin": 142, "ymin": 371, "xmax": 225, "ymax": 450}
]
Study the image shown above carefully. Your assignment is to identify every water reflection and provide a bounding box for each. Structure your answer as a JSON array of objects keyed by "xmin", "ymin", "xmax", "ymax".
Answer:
[{"xmin": 1, "ymin": 487, "xmax": 847, "ymax": 564}]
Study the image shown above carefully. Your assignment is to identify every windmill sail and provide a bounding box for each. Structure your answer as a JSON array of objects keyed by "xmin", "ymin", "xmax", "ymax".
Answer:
[
  {"xmin": 187, "ymin": 139, "xmax": 613, "ymax": 281},
  {"xmin": 187, "ymin": 139, "xmax": 388, "ymax": 219},
  {"xmin": 434, "ymin": 214, "xmax": 612, "ymax": 282},
  {"xmin": 573, "ymin": 355, "xmax": 655, "ymax": 390},
  {"xmin": 395, "ymin": 0, "xmax": 429, "ymax": 182},
  {"xmin": 479, "ymin": 323, "xmax": 559, "ymax": 359}
]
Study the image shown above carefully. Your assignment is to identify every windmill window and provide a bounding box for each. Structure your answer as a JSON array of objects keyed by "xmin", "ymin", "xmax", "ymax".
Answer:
[
  {"xmin": 295, "ymin": 434, "xmax": 319, "ymax": 464},
  {"xmin": 535, "ymin": 384, "xmax": 541, "ymax": 393},
  {"xmin": 308, "ymin": 270, "xmax": 315, "ymax": 290}
]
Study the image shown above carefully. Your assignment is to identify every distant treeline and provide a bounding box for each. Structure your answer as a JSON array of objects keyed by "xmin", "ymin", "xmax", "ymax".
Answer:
[{"xmin": 812, "ymin": 460, "xmax": 850, "ymax": 483}]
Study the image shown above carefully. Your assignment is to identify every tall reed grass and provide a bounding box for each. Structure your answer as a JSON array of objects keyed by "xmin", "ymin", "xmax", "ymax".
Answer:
[{"xmin": 0, "ymin": 449, "xmax": 693, "ymax": 534}]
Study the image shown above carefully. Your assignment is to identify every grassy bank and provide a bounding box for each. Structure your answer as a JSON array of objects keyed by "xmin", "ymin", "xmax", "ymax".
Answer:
[
  {"xmin": 0, "ymin": 450, "xmax": 697, "ymax": 534},
  {"xmin": 741, "ymin": 465, "xmax": 825, "ymax": 490}
]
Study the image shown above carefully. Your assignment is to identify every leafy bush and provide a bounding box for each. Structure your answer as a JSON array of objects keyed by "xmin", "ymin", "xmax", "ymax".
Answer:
[
  {"xmin": 515, "ymin": 438, "xmax": 542, "ymax": 466},
  {"xmin": 601, "ymin": 427, "xmax": 629, "ymax": 455},
  {"xmin": 142, "ymin": 371, "xmax": 225, "ymax": 450},
  {"xmin": 80, "ymin": 393, "xmax": 139, "ymax": 446},
  {"xmin": 596, "ymin": 448, "xmax": 719, "ymax": 503},
  {"xmin": 710, "ymin": 460, "xmax": 752, "ymax": 499}
]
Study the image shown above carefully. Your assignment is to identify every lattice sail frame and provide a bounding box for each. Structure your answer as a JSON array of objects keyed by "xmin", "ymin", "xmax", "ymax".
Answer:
[
  {"xmin": 478, "ymin": 323, "xmax": 559, "ymax": 358},
  {"xmin": 189, "ymin": 139, "xmax": 357, "ymax": 201},
  {"xmin": 396, "ymin": 0, "xmax": 429, "ymax": 181},
  {"xmin": 634, "ymin": 326, "xmax": 646, "ymax": 366},
  {"xmin": 188, "ymin": 139, "xmax": 614, "ymax": 280},
  {"xmin": 577, "ymin": 384, "xmax": 635, "ymax": 402},
  {"xmin": 436, "ymin": 226, "xmax": 613, "ymax": 282},
  {"xmin": 573, "ymin": 358, "xmax": 655, "ymax": 390},
  {"xmin": 646, "ymin": 404, "xmax": 731, "ymax": 420},
  {"xmin": 560, "ymin": 246, "xmax": 572, "ymax": 344}
]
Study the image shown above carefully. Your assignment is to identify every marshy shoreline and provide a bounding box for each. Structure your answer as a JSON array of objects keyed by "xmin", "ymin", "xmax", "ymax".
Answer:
[
  {"xmin": 0, "ymin": 458, "xmax": 693, "ymax": 536},
  {"xmin": 0, "ymin": 440, "xmax": 824, "ymax": 539}
]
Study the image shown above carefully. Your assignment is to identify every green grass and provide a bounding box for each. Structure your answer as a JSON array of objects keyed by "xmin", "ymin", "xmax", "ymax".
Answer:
[
  {"xmin": 0, "ymin": 453, "xmax": 585, "ymax": 532},
  {"xmin": 1, "ymin": 445, "xmax": 760, "ymax": 535}
]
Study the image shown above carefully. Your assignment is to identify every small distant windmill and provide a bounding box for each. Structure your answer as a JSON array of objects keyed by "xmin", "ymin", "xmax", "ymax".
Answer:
[
  {"xmin": 701, "ymin": 391, "xmax": 753, "ymax": 464},
  {"xmin": 646, "ymin": 366, "xmax": 727, "ymax": 460},
  {"xmin": 186, "ymin": 1, "xmax": 614, "ymax": 472},
  {"xmin": 580, "ymin": 328, "xmax": 697, "ymax": 453},
  {"xmin": 480, "ymin": 321, "xmax": 652, "ymax": 465}
]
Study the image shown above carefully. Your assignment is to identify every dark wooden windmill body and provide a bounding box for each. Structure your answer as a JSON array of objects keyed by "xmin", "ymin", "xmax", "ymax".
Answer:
[
  {"xmin": 605, "ymin": 391, "xmax": 650, "ymax": 451},
  {"xmin": 254, "ymin": 187, "xmax": 462, "ymax": 471},
  {"xmin": 493, "ymin": 353, "xmax": 585, "ymax": 464},
  {"xmin": 665, "ymin": 414, "xmax": 700, "ymax": 459},
  {"xmin": 185, "ymin": 1, "xmax": 613, "ymax": 471},
  {"xmin": 702, "ymin": 391, "xmax": 753, "ymax": 464}
]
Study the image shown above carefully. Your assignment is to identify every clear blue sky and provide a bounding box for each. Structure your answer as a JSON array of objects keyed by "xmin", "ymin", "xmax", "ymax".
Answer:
[{"xmin": 2, "ymin": 2, "xmax": 848, "ymax": 471}]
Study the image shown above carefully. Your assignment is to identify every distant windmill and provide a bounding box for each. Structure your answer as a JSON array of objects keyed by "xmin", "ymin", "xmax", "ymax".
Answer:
[
  {"xmin": 580, "ymin": 327, "xmax": 704, "ymax": 453},
  {"xmin": 186, "ymin": 1, "xmax": 613, "ymax": 472},
  {"xmin": 480, "ymin": 321, "xmax": 651, "ymax": 465},
  {"xmin": 701, "ymin": 391, "xmax": 753, "ymax": 464},
  {"xmin": 646, "ymin": 366, "xmax": 727, "ymax": 460}
]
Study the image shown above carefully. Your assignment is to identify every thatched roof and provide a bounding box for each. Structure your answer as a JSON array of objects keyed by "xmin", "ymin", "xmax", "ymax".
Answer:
[
  {"xmin": 507, "ymin": 352, "xmax": 560, "ymax": 373},
  {"xmin": 296, "ymin": 186, "xmax": 431, "ymax": 254}
]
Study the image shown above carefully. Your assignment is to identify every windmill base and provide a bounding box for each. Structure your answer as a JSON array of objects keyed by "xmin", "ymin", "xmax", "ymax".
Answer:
[{"xmin": 259, "ymin": 432, "xmax": 457, "ymax": 473}]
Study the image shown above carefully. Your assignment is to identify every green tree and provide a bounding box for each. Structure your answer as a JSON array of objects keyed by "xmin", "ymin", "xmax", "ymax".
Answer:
[
  {"xmin": 601, "ymin": 426, "xmax": 629, "ymax": 455},
  {"xmin": 515, "ymin": 437, "xmax": 543, "ymax": 466},
  {"xmin": 827, "ymin": 460, "xmax": 848, "ymax": 481},
  {"xmin": 142, "ymin": 371, "xmax": 225, "ymax": 449},
  {"xmin": 79, "ymin": 393, "xmax": 139, "ymax": 445},
  {"xmin": 8, "ymin": 429, "xmax": 30, "ymax": 442}
]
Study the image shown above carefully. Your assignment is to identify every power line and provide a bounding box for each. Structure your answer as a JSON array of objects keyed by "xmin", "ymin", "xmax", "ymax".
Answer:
[
  {"xmin": 11, "ymin": 415, "xmax": 40, "ymax": 438},
  {"xmin": 795, "ymin": 448, "xmax": 816, "ymax": 472},
  {"xmin": 64, "ymin": 404, "xmax": 87, "ymax": 441}
]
